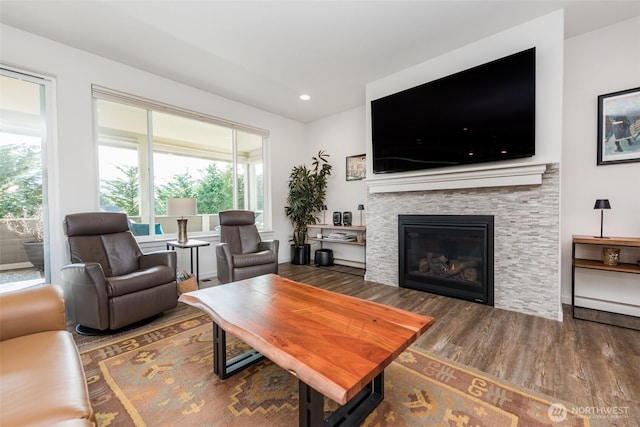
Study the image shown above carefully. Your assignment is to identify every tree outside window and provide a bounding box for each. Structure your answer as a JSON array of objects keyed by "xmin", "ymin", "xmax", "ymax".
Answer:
[{"xmin": 0, "ymin": 143, "xmax": 42, "ymax": 218}]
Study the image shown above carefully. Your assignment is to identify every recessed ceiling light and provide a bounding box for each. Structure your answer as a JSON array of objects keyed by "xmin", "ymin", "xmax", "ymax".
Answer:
[{"xmin": 299, "ymin": 94, "xmax": 311, "ymax": 101}]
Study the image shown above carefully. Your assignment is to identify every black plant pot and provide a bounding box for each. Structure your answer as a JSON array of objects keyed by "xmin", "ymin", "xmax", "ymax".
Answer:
[
  {"xmin": 23, "ymin": 241, "xmax": 45, "ymax": 271},
  {"xmin": 291, "ymin": 244, "xmax": 311, "ymax": 265}
]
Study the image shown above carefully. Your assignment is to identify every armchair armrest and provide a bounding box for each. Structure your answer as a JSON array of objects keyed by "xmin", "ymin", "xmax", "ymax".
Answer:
[
  {"xmin": 258, "ymin": 239, "xmax": 279, "ymax": 258},
  {"xmin": 61, "ymin": 262, "xmax": 110, "ymax": 331},
  {"xmin": 140, "ymin": 250, "xmax": 177, "ymax": 271},
  {"xmin": 0, "ymin": 285, "xmax": 66, "ymax": 341},
  {"xmin": 216, "ymin": 243, "xmax": 233, "ymax": 284}
]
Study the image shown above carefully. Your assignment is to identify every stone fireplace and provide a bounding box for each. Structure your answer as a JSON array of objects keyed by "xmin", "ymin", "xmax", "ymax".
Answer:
[{"xmin": 365, "ymin": 163, "xmax": 561, "ymax": 321}]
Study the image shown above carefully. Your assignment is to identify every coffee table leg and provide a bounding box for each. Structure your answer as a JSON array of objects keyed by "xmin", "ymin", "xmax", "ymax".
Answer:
[
  {"xmin": 213, "ymin": 323, "xmax": 263, "ymax": 380},
  {"xmin": 298, "ymin": 371, "xmax": 384, "ymax": 427},
  {"xmin": 213, "ymin": 323, "xmax": 227, "ymax": 378},
  {"xmin": 299, "ymin": 381, "xmax": 324, "ymax": 427}
]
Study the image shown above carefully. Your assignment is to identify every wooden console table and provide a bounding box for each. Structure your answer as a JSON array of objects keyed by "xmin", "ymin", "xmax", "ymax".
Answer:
[
  {"xmin": 307, "ymin": 224, "xmax": 366, "ymax": 270},
  {"xmin": 307, "ymin": 224, "xmax": 366, "ymax": 246},
  {"xmin": 571, "ymin": 235, "xmax": 640, "ymax": 329}
]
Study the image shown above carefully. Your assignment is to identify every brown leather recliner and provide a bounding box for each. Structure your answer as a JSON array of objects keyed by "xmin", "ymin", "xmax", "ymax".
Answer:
[
  {"xmin": 61, "ymin": 212, "xmax": 178, "ymax": 333},
  {"xmin": 216, "ymin": 210, "xmax": 279, "ymax": 284}
]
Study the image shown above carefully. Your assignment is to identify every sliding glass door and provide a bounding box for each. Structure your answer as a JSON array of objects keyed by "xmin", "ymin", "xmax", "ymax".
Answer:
[{"xmin": 0, "ymin": 69, "xmax": 51, "ymax": 291}]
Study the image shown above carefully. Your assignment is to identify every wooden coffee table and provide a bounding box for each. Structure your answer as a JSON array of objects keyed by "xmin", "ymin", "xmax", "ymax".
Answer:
[{"xmin": 179, "ymin": 273, "xmax": 435, "ymax": 427}]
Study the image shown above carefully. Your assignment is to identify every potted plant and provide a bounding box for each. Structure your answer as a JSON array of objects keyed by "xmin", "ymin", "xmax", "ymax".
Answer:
[
  {"xmin": 5, "ymin": 206, "xmax": 45, "ymax": 271},
  {"xmin": 285, "ymin": 151, "xmax": 332, "ymax": 265}
]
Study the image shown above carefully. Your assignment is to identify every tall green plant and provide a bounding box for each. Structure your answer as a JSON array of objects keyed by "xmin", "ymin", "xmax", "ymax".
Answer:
[{"xmin": 285, "ymin": 151, "xmax": 332, "ymax": 247}]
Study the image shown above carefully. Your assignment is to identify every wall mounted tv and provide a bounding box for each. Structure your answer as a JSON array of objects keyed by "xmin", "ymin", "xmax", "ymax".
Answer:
[{"xmin": 371, "ymin": 47, "xmax": 536, "ymax": 174}]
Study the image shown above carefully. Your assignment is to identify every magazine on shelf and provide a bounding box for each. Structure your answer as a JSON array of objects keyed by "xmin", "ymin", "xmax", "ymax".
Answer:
[{"xmin": 325, "ymin": 232, "xmax": 356, "ymax": 241}]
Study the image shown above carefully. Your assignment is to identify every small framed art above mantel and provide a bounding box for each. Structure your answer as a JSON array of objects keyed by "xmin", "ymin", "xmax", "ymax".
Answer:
[{"xmin": 346, "ymin": 154, "xmax": 366, "ymax": 181}]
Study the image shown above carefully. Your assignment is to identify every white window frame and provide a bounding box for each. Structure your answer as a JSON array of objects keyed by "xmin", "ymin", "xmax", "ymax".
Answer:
[{"xmin": 92, "ymin": 86, "xmax": 272, "ymax": 238}]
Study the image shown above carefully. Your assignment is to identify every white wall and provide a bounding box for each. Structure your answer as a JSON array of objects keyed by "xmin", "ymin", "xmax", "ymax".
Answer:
[
  {"xmin": 1, "ymin": 24, "xmax": 307, "ymax": 284},
  {"xmin": 306, "ymin": 106, "xmax": 367, "ymax": 265},
  {"xmin": 561, "ymin": 17, "xmax": 640, "ymax": 304},
  {"xmin": 307, "ymin": 106, "xmax": 367, "ymax": 213}
]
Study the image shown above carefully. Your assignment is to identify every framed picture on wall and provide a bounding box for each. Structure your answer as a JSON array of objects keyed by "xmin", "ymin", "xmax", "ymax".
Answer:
[
  {"xmin": 597, "ymin": 87, "xmax": 640, "ymax": 165},
  {"xmin": 346, "ymin": 154, "xmax": 366, "ymax": 181}
]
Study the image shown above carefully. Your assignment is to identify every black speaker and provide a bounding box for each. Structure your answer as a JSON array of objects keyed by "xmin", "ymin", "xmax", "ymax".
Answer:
[
  {"xmin": 332, "ymin": 212, "xmax": 342, "ymax": 226},
  {"xmin": 343, "ymin": 211, "xmax": 352, "ymax": 226}
]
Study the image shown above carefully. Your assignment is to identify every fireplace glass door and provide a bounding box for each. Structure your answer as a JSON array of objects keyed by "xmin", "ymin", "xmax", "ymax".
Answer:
[{"xmin": 399, "ymin": 215, "xmax": 494, "ymax": 305}]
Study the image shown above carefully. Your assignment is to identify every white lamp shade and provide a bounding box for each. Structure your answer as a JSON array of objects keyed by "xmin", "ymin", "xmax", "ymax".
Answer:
[{"xmin": 167, "ymin": 198, "xmax": 197, "ymax": 217}]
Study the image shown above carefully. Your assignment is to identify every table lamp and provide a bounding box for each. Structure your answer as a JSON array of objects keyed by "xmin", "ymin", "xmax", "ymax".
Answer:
[
  {"xmin": 358, "ymin": 204, "xmax": 365, "ymax": 226},
  {"xmin": 167, "ymin": 198, "xmax": 197, "ymax": 243},
  {"xmin": 593, "ymin": 199, "xmax": 611, "ymax": 239}
]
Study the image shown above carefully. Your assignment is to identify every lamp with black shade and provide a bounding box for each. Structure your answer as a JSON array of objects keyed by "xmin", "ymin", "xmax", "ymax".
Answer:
[
  {"xmin": 593, "ymin": 199, "xmax": 611, "ymax": 239},
  {"xmin": 358, "ymin": 204, "xmax": 365, "ymax": 226},
  {"xmin": 167, "ymin": 198, "xmax": 197, "ymax": 243}
]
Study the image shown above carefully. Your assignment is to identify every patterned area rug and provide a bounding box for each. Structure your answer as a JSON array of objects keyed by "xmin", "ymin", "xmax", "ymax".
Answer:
[{"xmin": 81, "ymin": 313, "xmax": 593, "ymax": 426}]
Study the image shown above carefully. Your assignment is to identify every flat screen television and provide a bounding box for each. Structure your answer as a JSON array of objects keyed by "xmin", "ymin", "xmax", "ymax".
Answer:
[{"xmin": 371, "ymin": 47, "xmax": 536, "ymax": 174}]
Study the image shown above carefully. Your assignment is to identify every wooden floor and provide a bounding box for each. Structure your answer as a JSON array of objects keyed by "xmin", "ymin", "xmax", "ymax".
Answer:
[
  {"xmin": 273, "ymin": 264, "xmax": 640, "ymax": 426},
  {"xmin": 74, "ymin": 264, "xmax": 640, "ymax": 425}
]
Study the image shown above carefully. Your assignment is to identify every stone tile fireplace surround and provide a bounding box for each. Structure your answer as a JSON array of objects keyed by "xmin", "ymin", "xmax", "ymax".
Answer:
[{"xmin": 365, "ymin": 163, "xmax": 561, "ymax": 321}]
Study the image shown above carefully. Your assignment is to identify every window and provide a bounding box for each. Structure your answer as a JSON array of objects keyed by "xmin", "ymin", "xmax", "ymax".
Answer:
[
  {"xmin": 0, "ymin": 67, "xmax": 54, "ymax": 288},
  {"xmin": 94, "ymin": 87, "xmax": 269, "ymax": 238}
]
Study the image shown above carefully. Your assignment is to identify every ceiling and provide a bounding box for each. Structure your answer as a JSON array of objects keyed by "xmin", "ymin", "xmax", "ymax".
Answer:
[{"xmin": 1, "ymin": 1, "xmax": 639, "ymax": 123}]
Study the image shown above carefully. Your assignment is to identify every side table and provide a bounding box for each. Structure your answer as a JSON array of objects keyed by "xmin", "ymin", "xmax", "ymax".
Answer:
[
  {"xmin": 572, "ymin": 235, "xmax": 640, "ymax": 330},
  {"xmin": 166, "ymin": 239, "xmax": 210, "ymax": 286}
]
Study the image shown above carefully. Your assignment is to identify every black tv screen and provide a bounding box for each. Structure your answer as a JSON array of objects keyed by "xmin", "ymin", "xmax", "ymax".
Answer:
[{"xmin": 371, "ymin": 47, "xmax": 536, "ymax": 174}]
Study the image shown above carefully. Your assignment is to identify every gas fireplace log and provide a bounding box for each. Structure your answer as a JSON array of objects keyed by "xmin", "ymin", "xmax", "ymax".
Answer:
[
  {"xmin": 461, "ymin": 267, "xmax": 478, "ymax": 282},
  {"xmin": 417, "ymin": 256, "xmax": 480, "ymax": 281}
]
